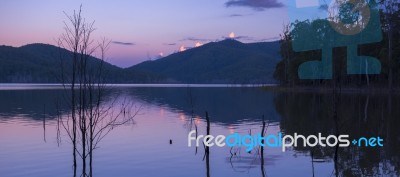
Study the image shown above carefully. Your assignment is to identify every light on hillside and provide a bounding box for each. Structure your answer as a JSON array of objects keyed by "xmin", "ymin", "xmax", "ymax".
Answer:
[
  {"xmin": 229, "ymin": 32, "xmax": 235, "ymax": 39},
  {"xmin": 195, "ymin": 42, "xmax": 203, "ymax": 47},
  {"xmin": 179, "ymin": 45, "xmax": 186, "ymax": 52}
]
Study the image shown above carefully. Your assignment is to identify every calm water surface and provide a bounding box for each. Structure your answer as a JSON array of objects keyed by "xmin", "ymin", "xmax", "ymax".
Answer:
[{"xmin": 0, "ymin": 84, "xmax": 399, "ymax": 177}]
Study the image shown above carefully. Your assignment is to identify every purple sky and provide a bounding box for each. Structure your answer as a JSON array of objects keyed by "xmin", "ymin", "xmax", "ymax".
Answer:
[{"xmin": 0, "ymin": 0, "xmax": 288, "ymax": 67}]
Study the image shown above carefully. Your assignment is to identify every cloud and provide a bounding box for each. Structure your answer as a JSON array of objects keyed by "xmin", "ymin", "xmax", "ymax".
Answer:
[
  {"xmin": 223, "ymin": 34, "xmax": 279, "ymax": 42},
  {"xmin": 180, "ymin": 37, "xmax": 210, "ymax": 42},
  {"xmin": 225, "ymin": 0, "xmax": 284, "ymax": 11},
  {"xmin": 256, "ymin": 36, "xmax": 280, "ymax": 42},
  {"xmin": 112, "ymin": 41, "xmax": 135, "ymax": 46},
  {"xmin": 235, "ymin": 35, "xmax": 254, "ymax": 41},
  {"xmin": 229, "ymin": 14, "xmax": 244, "ymax": 17},
  {"xmin": 226, "ymin": 13, "xmax": 254, "ymax": 18},
  {"xmin": 228, "ymin": 13, "xmax": 253, "ymax": 18},
  {"xmin": 163, "ymin": 43, "xmax": 177, "ymax": 46},
  {"xmin": 221, "ymin": 34, "xmax": 254, "ymax": 41}
]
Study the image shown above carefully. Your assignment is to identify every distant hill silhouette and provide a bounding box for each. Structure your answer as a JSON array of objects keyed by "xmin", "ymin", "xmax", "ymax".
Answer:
[
  {"xmin": 0, "ymin": 39, "xmax": 280, "ymax": 84},
  {"xmin": 0, "ymin": 43, "xmax": 161, "ymax": 83},
  {"xmin": 127, "ymin": 39, "xmax": 280, "ymax": 84}
]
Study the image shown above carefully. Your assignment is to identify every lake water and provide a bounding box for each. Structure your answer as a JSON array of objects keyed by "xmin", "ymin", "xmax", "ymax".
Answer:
[{"xmin": 0, "ymin": 84, "xmax": 399, "ymax": 177}]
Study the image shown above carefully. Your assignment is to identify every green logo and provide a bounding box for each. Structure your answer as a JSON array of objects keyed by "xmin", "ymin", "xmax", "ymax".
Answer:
[{"xmin": 288, "ymin": 0, "xmax": 382, "ymax": 79}]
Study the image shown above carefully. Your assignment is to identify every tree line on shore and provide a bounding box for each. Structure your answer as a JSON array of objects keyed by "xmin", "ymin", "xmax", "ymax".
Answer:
[{"xmin": 274, "ymin": 0, "xmax": 400, "ymax": 89}]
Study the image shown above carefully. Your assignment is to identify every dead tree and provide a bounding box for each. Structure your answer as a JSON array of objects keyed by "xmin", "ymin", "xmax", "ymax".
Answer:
[{"xmin": 56, "ymin": 6, "xmax": 139, "ymax": 177}]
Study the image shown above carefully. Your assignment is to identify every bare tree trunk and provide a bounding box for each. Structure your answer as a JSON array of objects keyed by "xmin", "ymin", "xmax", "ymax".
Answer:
[
  {"xmin": 260, "ymin": 116, "xmax": 266, "ymax": 177},
  {"xmin": 43, "ymin": 104, "xmax": 47, "ymax": 143},
  {"xmin": 57, "ymin": 6, "xmax": 138, "ymax": 177},
  {"xmin": 71, "ymin": 16, "xmax": 78, "ymax": 177},
  {"xmin": 205, "ymin": 112, "xmax": 210, "ymax": 177},
  {"xmin": 383, "ymin": 0, "xmax": 394, "ymax": 91},
  {"xmin": 333, "ymin": 88, "xmax": 340, "ymax": 177},
  {"xmin": 89, "ymin": 86, "xmax": 94, "ymax": 177},
  {"xmin": 311, "ymin": 150, "xmax": 315, "ymax": 177},
  {"xmin": 281, "ymin": 24, "xmax": 291, "ymax": 86},
  {"xmin": 388, "ymin": 25, "xmax": 393, "ymax": 91}
]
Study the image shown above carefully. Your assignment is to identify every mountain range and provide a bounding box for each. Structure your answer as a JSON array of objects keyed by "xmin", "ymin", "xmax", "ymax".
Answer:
[{"xmin": 0, "ymin": 39, "xmax": 280, "ymax": 84}]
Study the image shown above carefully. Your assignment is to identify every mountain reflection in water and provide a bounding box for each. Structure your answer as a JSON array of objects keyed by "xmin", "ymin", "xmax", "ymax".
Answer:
[{"xmin": 0, "ymin": 85, "xmax": 399, "ymax": 177}]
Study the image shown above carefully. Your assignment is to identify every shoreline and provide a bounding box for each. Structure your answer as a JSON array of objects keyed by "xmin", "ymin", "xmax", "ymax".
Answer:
[
  {"xmin": 0, "ymin": 83, "xmax": 398, "ymax": 94},
  {"xmin": 0, "ymin": 83, "xmax": 276, "ymax": 90},
  {"xmin": 262, "ymin": 85, "xmax": 400, "ymax": 94}
]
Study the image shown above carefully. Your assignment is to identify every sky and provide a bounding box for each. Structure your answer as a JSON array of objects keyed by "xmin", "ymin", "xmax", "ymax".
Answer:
[{"xmin": 0, "ymin": 0, "xmax": 289, "ymax": 67}]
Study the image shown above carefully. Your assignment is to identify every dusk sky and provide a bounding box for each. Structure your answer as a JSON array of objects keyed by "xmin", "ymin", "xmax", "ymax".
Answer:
[{"xmin": 0, "ymin": 0, "xmax": 289, "ymax": 67}]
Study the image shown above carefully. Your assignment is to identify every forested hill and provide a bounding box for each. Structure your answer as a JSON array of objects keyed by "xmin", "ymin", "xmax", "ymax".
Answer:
[
  {"xmin": 0, "ymin": 43, "xmax": 163, "ymax": 83},
  {"xmin": 127, "ymin": 39, "xmax": 280, "ymax": 84},
  {"xmin": 0, "ymin": 40, "xmax": 281, "ymax": 84}
]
